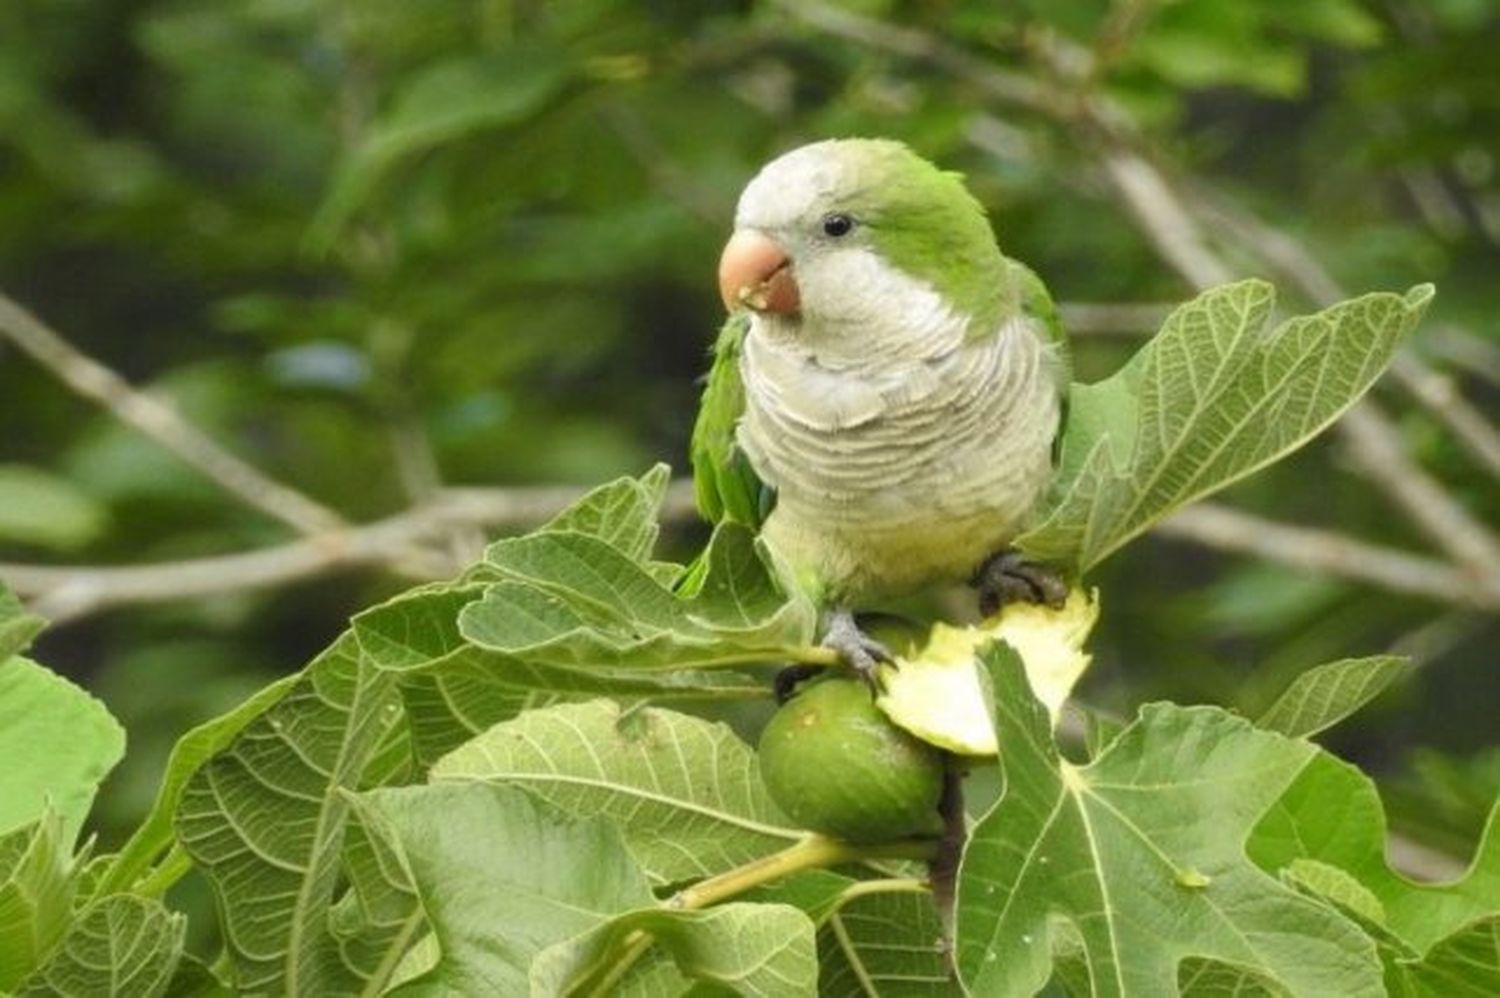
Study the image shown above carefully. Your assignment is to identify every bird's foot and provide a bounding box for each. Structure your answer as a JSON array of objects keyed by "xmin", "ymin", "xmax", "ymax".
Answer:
[
  {"xmin": 821, "ymin": 608, "xmax": 895, "ymax": 691},
  {"xmin": 772, "ymin": 664, "xmax": 824, "ymax": 704},
  {"xmin": 972, "ymin": 549, "xmax": 1068, "ymax": 617}
]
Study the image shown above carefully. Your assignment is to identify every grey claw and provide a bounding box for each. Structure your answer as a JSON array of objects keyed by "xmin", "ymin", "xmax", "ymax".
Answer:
[
  {"xmin": 973, "ymin": 550, "xmax": 1068, "ymax": 616},
  {"xmin": 821, "ymin": 609, "xmax": 895, "ymax": 691}
]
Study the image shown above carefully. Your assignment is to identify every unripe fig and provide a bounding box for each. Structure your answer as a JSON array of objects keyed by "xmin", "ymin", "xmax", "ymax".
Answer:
[{"xmin": 758, "ymin": 677, "xmax": 945, "ymax": 842}]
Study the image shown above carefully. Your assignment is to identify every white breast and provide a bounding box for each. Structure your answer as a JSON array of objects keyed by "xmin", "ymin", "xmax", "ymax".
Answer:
[{"xmin": 736, "ymin": 266, "xmax": 1060, "ymax": 602}]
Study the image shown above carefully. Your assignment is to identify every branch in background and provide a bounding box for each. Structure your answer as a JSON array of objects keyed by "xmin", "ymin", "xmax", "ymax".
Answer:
[
  {"xmin": 0, "ymin": 293, "xmax": 346, "ymax": 537},
  {"xmin": 11, "ymin": 477, "xmax": 1495, "ymax": 626},
  {"xmin": 1428, "ymin": 325, "xmax": 1500, "ymax": 390},
  {"xmin": 1194, "ymin": 191, "xmax": 1500, "ymax": 486},
  {"xmin": 1096, "ymin": 149, "xmax": 1236, "ymax": 289},
  {"xmin": 0, "ymin": 482, "xmax": 696, "ymax": 624},
  {"xmin": 1157, "ymin": 504, "xmax": 1500, "ymax": 611},
  {"xmin": 1057, "ymin": 301, "xmax": 1171, "ymax": 335}
]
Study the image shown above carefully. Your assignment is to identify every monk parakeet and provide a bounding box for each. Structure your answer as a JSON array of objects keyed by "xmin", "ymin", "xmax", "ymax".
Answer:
[{"xmin": 692, "ymin": 138, "xmax": 1068, "ymax": 682}]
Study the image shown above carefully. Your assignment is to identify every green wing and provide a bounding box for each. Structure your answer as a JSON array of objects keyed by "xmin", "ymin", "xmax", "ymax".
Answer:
[{"xmin": 690, "ymin": 313, "xmax": 772, "ymax": 527}]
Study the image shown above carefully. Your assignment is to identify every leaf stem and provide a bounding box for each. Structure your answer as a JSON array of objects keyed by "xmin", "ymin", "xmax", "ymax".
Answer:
[
  {"xmin": 782, "ymin": 645, "xmax": 842, "ymax": 667},
  {"xmin": 130, "ymin": 842, "xmax": 192, "ymax": 899},
  {"xmin": 666, "ymin": 833, "xmax": 938, "ymax": 911},
  {"xmin": 583, "ymin": 835, "xmax": 939, "ymax": 994},
  {"xmin": 833, "ymin": 876, "xmax": 930, "ymax": 906}
]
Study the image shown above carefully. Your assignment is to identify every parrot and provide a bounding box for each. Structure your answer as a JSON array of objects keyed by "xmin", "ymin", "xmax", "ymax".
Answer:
[{"xmin": 691, "ymin": 138, "xmax": 1069, "ymax": 685}]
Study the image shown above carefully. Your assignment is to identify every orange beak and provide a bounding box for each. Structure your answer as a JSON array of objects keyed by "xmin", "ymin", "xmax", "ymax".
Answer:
[{"xmin": 718, "ymin": 230, "xmax": 799, "ymax": 315}]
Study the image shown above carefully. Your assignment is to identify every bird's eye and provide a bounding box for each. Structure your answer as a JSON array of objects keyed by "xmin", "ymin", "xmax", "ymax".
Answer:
[{"xmin": 821, "ymin": 213, "xmax": 854, "ymax": 238}]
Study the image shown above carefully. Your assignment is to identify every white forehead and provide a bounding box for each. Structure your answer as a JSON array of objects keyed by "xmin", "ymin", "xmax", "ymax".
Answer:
[{"xmin": 735, "ymin": 141, "xmax": 852, "ymax": 231}]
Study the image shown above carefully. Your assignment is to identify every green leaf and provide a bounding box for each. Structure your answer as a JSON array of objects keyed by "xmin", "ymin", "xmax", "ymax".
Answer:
[
  {"xmin": 174, "ymin": 631, "xmax": 419, "ymax": 995},
  {"xmin": 0, "ymin": 464, "xmax": 108, "ymax": 551},
  {"xmin": 955, "ymin": 643, "xmax": 1383, "ymax": 996},
  {"xmin": 1387, "ymin": 914, "xmax": 1500, "ymax": 996},
  {"xmin": 1283, "ymin": 858, "xmax": 1388, "ymax": 926},
  {"xmin": 0, "ymin": 656, "xmax": 125, "ymax": 842},
  {"xmin": 1249, "ymin": 751, "xmax": 1500, "ymax": 952},
  {"xmin": 1176, "ymin": 957, "xmax": 1288, "ymax": 996},
  {"xmin": 0, "ymin": 582, "xmax": 45, "ymax": 661},
  {"xmin": 353, "ymin": 583, "xmax": 763, "ymax": 767},
  {"xmin": 539, "ymin": 463, "xmax": 673, "ymax": 564},
  {"xmin": 431, "ymin": 699, "xmax": 802, "ymax": 883},
  {"xmin": 740, "ymin": 870, "xmax": 856, "ymax": 925},
  {"xmin": 14, "ymin": 894, "xmax": 185, "ymax": 997},
  {"xmin": 309, "ymin": 51, "xmax": 572, "ymax": 247},
  {"xmin": 161, "ymin": 953, "xmax": 233, "ymax": 997},
  {"xmin": 92, "ymin": 671, "xmax": 301, "ymax": 899},
  {"xmin": 0, "ymin": 812, "xmax": 77, "ymax": 991},
  {"xmin": 818, "ymin": 889, "xmax": 952, "ymax": 996},
  {"xmin": 531, "ymin": 902, "xmax": 817, "ymax": 997},
  {"xmin": 1256, "ymin": 655, "xmax": 1407, "ymax": 738},
  {"xmin": 459, "ymin": 523, "xmax": 816, "ymax": 671},
  {"xmin": 1018, "ymin": 282, "xmax": 1433, "ymax": 571},
  {"xmin": 354, "ymin": 781, "xmax": 655, "ymax": 996}
]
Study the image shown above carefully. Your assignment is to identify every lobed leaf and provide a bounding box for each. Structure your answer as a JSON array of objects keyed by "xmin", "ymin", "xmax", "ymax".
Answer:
[
  {"xmin": 354, "ymin": 781, "xmax": 655, "ymax": 996},
  {"xmin": 91, "ymin": 670, "xmax": 300, "ymax": 899},
  {"xmin": 539, "ymin": 462, "xmax": 674, "ymax": 564},
  {"xmin": 955, "ymin": 642, "xmax": 1383, "ymax": 996},
  {"xmin": 1249, "ymin": 751, "xmax": 1500, "ymax": 953},
  {"xmin": 1386, "ymin": 914, "xmax": 1500, "ymax": 996},
  {"xmin": 353, "ymin": 583, "xmax": 763, "ymax": 767},
  {"xmin": 174, "ymin": 631, "xmax": 420, "ymax": 995},
  {"xmin": 1018, "ymin": 281, "xmax": 1433, "ymax": 571},
  {"xmin": 817, "ymin": 889, "xmax": 952, "ymax": 997},
  {"xmin": 431, "ymin": 699, "xmax": 802, "ymax": 884},
  {"xmin": 458, "ymin": 523, "xmax": 816, "ymax": 671}
]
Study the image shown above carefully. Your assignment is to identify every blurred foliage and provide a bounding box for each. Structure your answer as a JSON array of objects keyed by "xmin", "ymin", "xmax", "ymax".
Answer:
[{"xmin": 1, "ymin": 0, "xmax": 1497, "ymax": 884}]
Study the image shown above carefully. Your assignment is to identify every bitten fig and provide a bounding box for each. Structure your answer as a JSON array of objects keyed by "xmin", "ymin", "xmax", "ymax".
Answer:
[{"xmin": 758, "ymin": 677, "xmax": 945, "ymax": 842}]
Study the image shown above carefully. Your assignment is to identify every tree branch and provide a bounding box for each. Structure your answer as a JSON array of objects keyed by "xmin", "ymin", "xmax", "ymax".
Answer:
[
  {"xmin": 1157, "ymin": 504, "xmax": 1500, "ymax": 611},
  {"xmin": 1057, "ymin": 301, "xmax": 1171, "ymax": 335},
  {"xmin": 0, "ymin": 293, "xmax": 346, "ymax": 536},
  {"xmin": 0, "ymin": 481, "xmax": 698, "ymax": 624}
]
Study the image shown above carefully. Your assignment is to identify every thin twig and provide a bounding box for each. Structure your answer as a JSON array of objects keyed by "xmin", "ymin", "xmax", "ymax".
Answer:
[
  {"xmin": 12, "ymin": 476, "xmax": 1498, "ymax": 625},
  {"xmin": 1156, "ymin": 504, "xmax": 1500, "ymax": 611},
  {"xmin": 1337, "ymin": 404, "xmax": 1500, "ymax": 583},
  {"xmin": 0, "ymin": 293, "xmax": 346, "ymax": 536},
  {"xmin": 1097, "ymin": 148, "xmax": 1236, "ymax": 289},
  {"xmin": 1427, "ymin": 325, "xmax": 1500, "ymax": 391},
  {"xmin": 1057, "ymin": 301, "xmax": 1171, "ymax": 335},
  {"xmin": 0, "ymin": 482, "xmax": 697, "ymax": 623}
]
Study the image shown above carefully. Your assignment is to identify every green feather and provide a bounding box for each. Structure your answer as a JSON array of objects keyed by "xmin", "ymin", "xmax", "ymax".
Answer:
[
  {"xmin": 1009, "ymin": 257, "xmax": 1071, "ymax": 390},
  {"xmin": 838, "ymin": 141, "xmax": 1011, "ymax": 341},
  {"xmin": 690, "ymin": 313, "xmax": 771, "ymax": 527}
]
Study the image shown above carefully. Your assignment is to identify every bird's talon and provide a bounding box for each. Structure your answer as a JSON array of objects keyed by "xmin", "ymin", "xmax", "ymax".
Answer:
[
  {"xmin": 821, "ymin": 609, "xmax": 896, "ymax": 692},
  {"xmin": 973, "ymin": 550, "xmax": 1068, "ymax": 615},
  {"xmin": 772, "ymin": 664, "xmax": 823, "ymax": 704}
]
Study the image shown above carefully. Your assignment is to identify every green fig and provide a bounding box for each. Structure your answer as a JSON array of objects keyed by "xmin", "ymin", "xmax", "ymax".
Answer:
[{"xmin": 758, "ymin": 677, "xmax": 945, "ymax": 843}]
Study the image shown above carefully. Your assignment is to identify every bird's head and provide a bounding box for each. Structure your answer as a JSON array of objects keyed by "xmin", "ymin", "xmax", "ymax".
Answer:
[{"xmin": 718, "ymin": 139, "xmax": 1011, "ymax": 341}]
